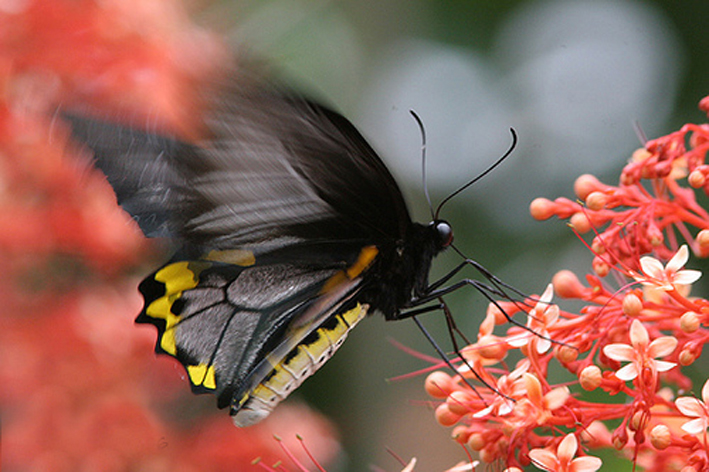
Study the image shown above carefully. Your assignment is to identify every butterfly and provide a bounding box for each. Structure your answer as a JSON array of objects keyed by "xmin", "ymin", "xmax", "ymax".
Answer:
[{"xmin": 66, "ymin": 70, "xmax": 512, "ymax": 427}]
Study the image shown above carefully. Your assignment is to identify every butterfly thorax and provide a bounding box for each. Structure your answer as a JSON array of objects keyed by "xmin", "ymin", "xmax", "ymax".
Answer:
[{"xmin": 361, "ymin": 220, "xmax": 452, "ymax": 320}]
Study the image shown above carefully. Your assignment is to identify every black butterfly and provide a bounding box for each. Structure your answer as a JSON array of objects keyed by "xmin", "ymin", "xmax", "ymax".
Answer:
[{"xmin": 66, "ymin": 72, "xmax": 512, "ymax": 427}]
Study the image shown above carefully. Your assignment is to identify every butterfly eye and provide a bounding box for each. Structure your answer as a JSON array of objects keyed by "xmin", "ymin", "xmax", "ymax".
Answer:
[{"xmin": 434, "ymin": 220, "xmax": 453, "ymax": 248}]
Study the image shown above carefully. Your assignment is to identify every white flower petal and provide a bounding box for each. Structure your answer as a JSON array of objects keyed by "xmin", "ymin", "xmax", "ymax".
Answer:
[
  {"xmin": 528, "ymin": 449, "xmax": 558, "ymax": 472},
  {"xmin": 570, "ymin": 456, "xmax": 603, "ymax": 472},
  {"xmin": 681, "ymin": 417, "xmax": 707, "ymax": 435},
  {"xmin": 400, "ymin": 458, "xmax": 417, "ymax": 472},
  {"xmin": 647, "ymin": 336, "xmax": 678, "ymax": 358},
  {"xmin": 676, "ymin": 396, "xmax": 705, "ymax": 417},
  {"xmin": 615, "ymin": 363, "xmax": 639, "ymax": 381},
  {"xmin": 507, "ymin": 334, "xmax": 530, "ymax": 347},
  {"xmin": 629, "ymin": 319, "xmax": 649, "ymax": 348},
  {"xmin": 539, "ymin": 283, "xmax": 554, "ymax": 305},
  {"xmin": 654, "ymin": 359, "xmax": 676, "ymax": 373},
  {"xmin": 557, "ymin": 434, "xmax": 578, "ymax": 463},
  {"xmin": 603, "ymin": 343, "xmax": 635, "ymax": 362},
  {"xmin": 445, "ymin": 460, "xmax": 479, "ymax": 472},
  {"xmin": 702, "ymin": 379, "xmax": 709, "ymax": 404},
  {"xmin": 673, "ymin": 269, "xmax": 702, "ymax": 285},
  {"xmin": 666, "ymin": 245, "xmax": 690, "ymax": 272},
  {"xmin": 498, "ymin": 400, "xmax": 514, "ymax": 416},
  {"xmin": 639, "ymin": 256, "xmax": 664, "ymax": 278},
  {"xmin": 536, "ymin": 337, "xmax": 552, "ymax": 354},
  {"xmin": 545, "ymin": 387, "xmax": 570, "ymax": 410},
  {"xmin": 473, "ymin": 405, "xmax": 494, "ymax": 418}
]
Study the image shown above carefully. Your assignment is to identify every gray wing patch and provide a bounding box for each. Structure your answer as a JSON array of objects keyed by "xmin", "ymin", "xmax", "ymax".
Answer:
[{"xmin": 144, "ymin": 260, "xmax": 343, "ymax": 408}]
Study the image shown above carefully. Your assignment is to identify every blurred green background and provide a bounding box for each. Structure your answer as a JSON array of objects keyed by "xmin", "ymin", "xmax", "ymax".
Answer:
[{"xmin": 190, "ymin": 1, "xmax": 709, "ymax": 470}]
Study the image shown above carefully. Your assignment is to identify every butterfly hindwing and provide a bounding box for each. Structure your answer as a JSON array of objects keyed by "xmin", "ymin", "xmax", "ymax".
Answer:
[{"xmin": 137, "ymin": 244, "xmax": 377, "ymax": 425}]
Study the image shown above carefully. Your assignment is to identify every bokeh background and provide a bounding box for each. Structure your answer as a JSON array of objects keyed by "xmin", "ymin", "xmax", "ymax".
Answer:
[{"xmin": 2, "ymin": 0, "xmax": 708, "ymax": 471}]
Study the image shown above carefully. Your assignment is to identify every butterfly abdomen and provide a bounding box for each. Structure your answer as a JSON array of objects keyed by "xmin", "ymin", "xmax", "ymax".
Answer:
[{"xmin": 231, "ymin": 302, "xmax": 368, "ymax": 427}]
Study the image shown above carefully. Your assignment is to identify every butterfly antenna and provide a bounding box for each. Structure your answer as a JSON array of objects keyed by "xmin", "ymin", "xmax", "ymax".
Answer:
[
  {"xmin": 410, "ymin": 110, "xmax": 435, "ymax": 219},
  {"xmin": 434, "ymin": 128, "xmax": 517, "ymax": 220}
]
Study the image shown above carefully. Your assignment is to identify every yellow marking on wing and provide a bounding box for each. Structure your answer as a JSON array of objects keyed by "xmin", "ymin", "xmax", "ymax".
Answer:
[
  {"xmin": 320, "ymin": 272, "xmax": 347, "ymax": 294},
  {"xmin": 203, "ymin": 249, "xmax": 256, "ymax": 266},
  {"xmin": 321, "ymin": 246, "xmax": 378, "ymax": 294},
  {"xmin": 187, "ymin": 364, "xmax": 217, "ymax": 390},
  {"xmin": 346, "ymin": 246, "xmax": 378, "ymax": 278},
  {"xmin": 145, "ymin": 261, "xmax": 209, "ymax": 355}
]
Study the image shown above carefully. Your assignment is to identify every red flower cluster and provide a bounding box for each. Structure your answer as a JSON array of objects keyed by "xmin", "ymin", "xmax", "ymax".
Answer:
[
  {"xmin": 426, "ymin": 99, "xmax": 709, "ymax": 471},
  {"xmin": 0, "ymin": 1, "xmax": 341, "ymax": 471}
]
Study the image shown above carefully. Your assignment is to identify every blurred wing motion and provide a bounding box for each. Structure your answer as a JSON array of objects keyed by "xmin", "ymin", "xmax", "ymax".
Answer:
[{"xmin": 66, "ymin": 71, "xmax": 447, "ymax": 426}]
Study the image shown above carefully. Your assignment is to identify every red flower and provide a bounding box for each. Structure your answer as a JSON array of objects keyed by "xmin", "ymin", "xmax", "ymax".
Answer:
[
  {"xmin": 1, "ymin": 1, "xmax": 342, "ymax": 471},
  {"xmin": 428, "ymin": 93, "xmax": 709, "ymax": 471}
]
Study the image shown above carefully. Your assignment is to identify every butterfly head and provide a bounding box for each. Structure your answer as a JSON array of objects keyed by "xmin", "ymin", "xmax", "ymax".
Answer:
[{"xmin": 429, "ymin": 219, "xmax": 453, "ymax": 252}]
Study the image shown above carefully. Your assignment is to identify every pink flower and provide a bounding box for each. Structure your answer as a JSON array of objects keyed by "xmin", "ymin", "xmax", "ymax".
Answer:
[
  {"xmin": 528, "ymin": 434, "xmax": 602, "ymax": 472},
  {"xmin": 473, "ymin": 360, "xmax": 529, "ymax": 418},
  {"xmin": 506, "ymin": 373, "xmax": 569, "ymax": 429},
  {"xmin": 675, "ymin": 378, "xmax": 709, "ymax": 435},
  {"xmin": 634, "ymin": 245, "xmax": 701, "ymax": 291},
  {"xmin": 603, "ymin": 319, "xmax": 677, "ymax": 381},
  {"xmin": 507, "ymin": 284, "xmax": 559, "ymax": 353}
]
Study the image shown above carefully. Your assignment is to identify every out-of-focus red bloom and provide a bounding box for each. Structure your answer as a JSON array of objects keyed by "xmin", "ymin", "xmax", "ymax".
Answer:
[
  {"xmin": 427, "ymin": 95, "xmax": 709, "ymax": 471},
  {"xmin": 1, "ymin": 1, "xmax": 342, "ymax": 471}
]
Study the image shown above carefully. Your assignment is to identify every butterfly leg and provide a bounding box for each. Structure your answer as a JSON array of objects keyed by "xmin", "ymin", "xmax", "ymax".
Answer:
[
  {"xmin": 410, "ymin": 277, "xmax": 559, "ymax": 352},
  {"xmin": 405, "ymin": 300, "xmax": 513, "ymax": 403},
  {"xmin": 427, "ymin": 257, "xmax": 528, "ymax": 301},
  {"xmin": 407, "ymin": 309, "xmax": 487, "ymax": 401}
]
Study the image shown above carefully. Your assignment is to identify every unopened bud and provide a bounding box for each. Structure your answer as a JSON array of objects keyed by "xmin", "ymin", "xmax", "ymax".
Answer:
[
  {"xmin": 574, "ymin": 174, "xmax": 603, "ymax": 200},
  {"xmin": 586, "ymin": 191, "xmax": 608, "ymax": 211},
  {"xmin": 553, "ymin": 270, "xmax": 585, "ymax": 299},
  {"xmin": 612, "ymin": 427, "xmax": 629, "ymax": 449},
  {"xmin": 479, "ymin": 447, "xmax": 496, "ymax": 463},
  {"xmin": 447, "ymin": 390, "xmax": 475, "ymax": 416},
  {"xmin": 646, "ymin": 224, "xmax": 664, "ymax": 246},
  {"xmin": 630, "ymin": 410, "xmax": 647, "ymax": 431},
  {"xmin": 570, "ymin": 212, "xmax": 592, "ymax": 233},
  {"xmin": 477, "ymin": 335, "xmax": 507, "ymax": 361},
  {"xmin": 425, "ymin": 372, "xmax": 454, "ymax": 399},
  {"xmin": 467, "ymin": 432, "xmax": 485, "ymax": 451},
  {"xmin": 680, "ymin": 311, "xmax": 700, "ymax": 333},
  {"xmin": 556, "ymin": 345, "xmax": 579, "ymax": 363},
  {"xmin": 679, "ymin": 348, "xmax": 697, "ymax": 366},
  {"xmin": 591, "ymin": 236, "xmax": 606, "ymax": 255},
  {"xmin": 689, "ymin": 169, "xmax": 706, "ymax": 188},
  {"xmin": 579, "ymin": 365, "xmax": 602, "ymax": 391},
  {"xmin": 452, "ymin": 426, "xmax": 470, "ymax": 444},
  {"xmin": 435, "ymin": 403, "xmax": 461, "ymax": 427},
  {"xmin": 622, "ymin": 293, "xmax": 643, "ymax": 317},
  {"xmin": 530, "ymin": 198, "xmax": 555, "ymax": 220},
  {"xmin": 650, "ymin": 424, "xmax": 671, "ymax": 450},
  {"xmin": 592, "ymin": 257, "xmax": 610, "ymax": 277}
]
